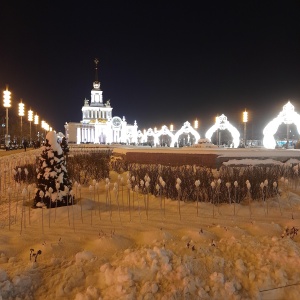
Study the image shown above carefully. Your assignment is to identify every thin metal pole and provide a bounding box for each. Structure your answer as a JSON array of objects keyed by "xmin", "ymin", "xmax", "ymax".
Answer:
[
  {"xmin": 20, "ymin": 116, "xmax": 23, "ymax": 143},
  {"xmin": 29, "ymin": 121, "xmax": 32, "ymax": 143},
  {"xmin": 244, "ymin": 122, "xmax": 247, "ymax": 145},
  {"xmin": 5, "ymin": 108, "xmax": 8, "ymax": 136}
]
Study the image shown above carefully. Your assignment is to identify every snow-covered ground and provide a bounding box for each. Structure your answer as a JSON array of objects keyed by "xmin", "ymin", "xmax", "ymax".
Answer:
[{"xmin": 1, "ymin": 147, "xmax": 300, "ymax": 299}]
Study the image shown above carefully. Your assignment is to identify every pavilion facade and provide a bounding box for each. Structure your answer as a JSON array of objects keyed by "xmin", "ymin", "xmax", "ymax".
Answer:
[{"xmin": 64, "ymin": 60, "xmax": 138, "ymax": 144}]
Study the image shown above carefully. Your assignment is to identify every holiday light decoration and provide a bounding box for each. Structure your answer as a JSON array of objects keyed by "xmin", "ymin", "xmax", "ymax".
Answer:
[
  {"xmin": 263, "ymin": 101, "xmax": 300, "ymax": 149},
  {"xmin": 205, "ymin": 114, "xmax": 240, "ymax": 148},
  {"xmin": 156, "ymin": 125, "xmax": 174, "ymax": 146},
  {"xmin": 170, "ymin": 121, "xmax": 200, "ymax": 147}
]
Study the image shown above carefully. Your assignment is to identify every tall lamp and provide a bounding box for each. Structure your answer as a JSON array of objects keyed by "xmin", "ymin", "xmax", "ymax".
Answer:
[
  {"xmin": 243, "ymin": 110, "xmax": 248, "ymax": 146},
  {"xmin": 34, "ymin": 113, "xmax": 39, "ymax": 141},
  {"xmin": 194, "ymin": 119, "xmax": 199, "ymax": 130},
  {"xmin": 28, "ymin": 109, "xmax": 33, "ymax": 144},
  {"xmin": 18, "ymin": 99, "xmax": 25, "ymax": 144},
  {"xmin": 3, "ymin": 85, "xmax": 11, "ymax": 146}
]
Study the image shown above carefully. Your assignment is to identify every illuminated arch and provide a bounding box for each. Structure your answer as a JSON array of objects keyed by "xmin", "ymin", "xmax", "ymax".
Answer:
[
  {"xmin": 155, "ymin": 125, "xmax": 174, "ymax": 146},
  {"xmin": 136, "ymin": 130, "xmax": 144, "ymax": 144},
  {"xmin": 263, "ymin": 101, "xmax": 300, "ymax": 149},
  {"xmin": 170, "ymin": 121, "xmax": 200, "ymax": 147},
  {"xmin": 144, "ymin": 128, "xmax": 157, "ymax": 145},
  {"xmin": 205, "ymin": 114, "xmax": 240, "ymax": 148},
  {"xmin": 126, "ymin": 131, "xmax": 134, "ymax": 144}
]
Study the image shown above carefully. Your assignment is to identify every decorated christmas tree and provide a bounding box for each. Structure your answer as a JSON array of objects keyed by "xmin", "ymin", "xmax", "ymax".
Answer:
[{"xmin": 33, "ymin": 131, "xmax": 74, "ymax": 208}]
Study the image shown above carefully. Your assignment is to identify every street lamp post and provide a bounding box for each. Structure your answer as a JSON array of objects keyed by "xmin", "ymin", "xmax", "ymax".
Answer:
[
  {"xmin": 28, "ymin": 109, "xmax": 33, "ymax": 144},
  {"xmin": 243, "ymin": 110, "xmax": 248, "ymax": 146},
  {"xmin": 41, "ymin": 120, "xmax": 45, "ymax": 141},
  {"xmin": 194, "ymin": 119, "xmax": 198, "ymax": 130},
  {"xmin": 41, "ymin": 120, "xmax": 49, "ymax": 140},
  {"xmin": 3, "ymin": 86, "xmax": 11, "ymax": 147},
  {"xmin": 18, "ymin": 99, "xmax": 25, "ymax": 144},
  {"xmin": 34, "ymin": 114, "xmax": 39, "ymax": 143}
]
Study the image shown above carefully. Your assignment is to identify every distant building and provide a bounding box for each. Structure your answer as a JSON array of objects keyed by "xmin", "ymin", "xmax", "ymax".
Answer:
[{"xmin": 65, "ymin": 59, "xmax": 138, "ymax": 144}]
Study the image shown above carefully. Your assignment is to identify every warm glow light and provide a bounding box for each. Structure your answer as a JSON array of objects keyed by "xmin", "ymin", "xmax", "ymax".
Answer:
[
  {"xmin": 263, "ymin": 101, "xmax": 300, "ymax": 149},
  {"xmin": 194, "ymin": 119, "xmax": 198, "ymax": 129},
  {"xmin": 170, "ymin": 124, "xmax": 174, "ymax": 131},
  {"xmin": 282, "ymin": 101, "xmax": 295, "ymax": 125},
  {"xmin": 156, "ymin": 125, "xmax": 174, "ymax": 146},
  {"xmin": 243, "ymin": 110, "xmax": 248, "ymax": 123},
  {"xmin": 18, "ymin": 100, "xmax": 25, "ymax": 117},
  {"xmin": 170, "ymin": 121, "xmax": 200, "ymax": 147},
  {"xmin": 206, "ymin": 114, "xmax": 240, "ymax": 148},
  {"xmin": 28, "ymin": 109, "xmax": 33, "ymax": 122},
  {"xmin": 3, "ymin": 87, "xmax": 11, "ymax": 108},
  {"xmin": 34, "ymin": 114, "xmax": 39, "ymax": 125}
]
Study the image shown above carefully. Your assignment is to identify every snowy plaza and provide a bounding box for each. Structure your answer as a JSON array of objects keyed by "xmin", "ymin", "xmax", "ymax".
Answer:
[{"xmin": 0, "ymin": 143, "xmax": 300, "ymax": 299}]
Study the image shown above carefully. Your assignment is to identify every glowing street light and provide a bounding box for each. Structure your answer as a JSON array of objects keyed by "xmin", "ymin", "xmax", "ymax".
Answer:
[
  {"xmin": 41, "ymin": 120, "xmax": 50, "ymax": 137},
  {"xmin": 18, "ymin": 99, "xmax": 25, "ymax": 143},
  {"xmin": 28, "ymin": 109, "xmax": 33, "ymax": 143},
  {"xmin": 194, "ymin": 119, "xmax": 199, "ymax": 130},
  {"xmin": 170, "ymin": 124, "xmax": 174, "ymax": 132},
  {"xmin": 3, "ymin": 85, "xmax": 11, "ymax": 146},
  {"xmin": 34, "ymin": 113, "xmax": 39, "ymax": 141},
  {"xmin": 41, "ymin": 120, "xmax": 46, "ymax": 140},
  {"xmin": 243, "ymin": 109, "xmax": 248, "ymax": 146}
]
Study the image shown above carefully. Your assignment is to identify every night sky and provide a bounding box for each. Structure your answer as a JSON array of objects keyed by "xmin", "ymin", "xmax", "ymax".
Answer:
[{"xmin": 1, "ymin": 1, "xmax": 299, "ymax": 139}]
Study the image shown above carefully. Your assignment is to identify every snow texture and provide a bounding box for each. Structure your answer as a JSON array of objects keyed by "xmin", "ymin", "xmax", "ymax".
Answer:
[{"xmin": 0, "ymin": 147, "xmax": 300, "ymax": 299}]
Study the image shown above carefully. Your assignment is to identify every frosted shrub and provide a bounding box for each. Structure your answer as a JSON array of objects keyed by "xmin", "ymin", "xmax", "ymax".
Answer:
[{"xmin": 67, "ymin": 151, "xmax": 111, "ymax": 184}]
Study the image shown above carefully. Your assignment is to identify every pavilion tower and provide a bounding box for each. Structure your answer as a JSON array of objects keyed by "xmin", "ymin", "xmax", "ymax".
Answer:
[
  {"xmin": 90, "ymin": 58, "xmax": 103, "ymax": 106},
  {"xmin": 81, "ymin": 58, "xmax": 112, "ymax": 124}
]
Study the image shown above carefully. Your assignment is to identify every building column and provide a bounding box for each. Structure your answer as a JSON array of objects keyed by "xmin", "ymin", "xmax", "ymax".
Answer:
[
  {"xmin": 77, "ymin": 127, "xmax": 81, "ymax": 144},
  {"xmin": 83, "ymin": 128, "xmax": 87, "ymax": 142}
]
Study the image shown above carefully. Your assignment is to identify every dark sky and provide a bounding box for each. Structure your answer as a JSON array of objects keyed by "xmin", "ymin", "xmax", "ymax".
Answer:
[{"xmin": 0, "ymin": 1, "xmax": 299, "ymax": 139}]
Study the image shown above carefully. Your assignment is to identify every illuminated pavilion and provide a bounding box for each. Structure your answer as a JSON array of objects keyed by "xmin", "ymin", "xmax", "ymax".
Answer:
[{"xmin": 64, "ymin": 59, "xmax": 138, "ymax": 144}]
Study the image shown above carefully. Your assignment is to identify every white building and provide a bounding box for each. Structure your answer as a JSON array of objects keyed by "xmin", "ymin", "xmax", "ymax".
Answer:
[{"xmin": 65, "ymin": 59, "xmax": 138, "ymax": 144}]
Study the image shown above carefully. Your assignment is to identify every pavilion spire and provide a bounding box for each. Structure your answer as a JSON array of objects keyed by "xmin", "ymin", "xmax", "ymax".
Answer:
[
  {"xmin": 94, "ymin": 58, "xmax": 99, "ymax": 82},
  {"xmin": 92, "ymin": 58, "xmax": 101, "ymax": 90}
]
